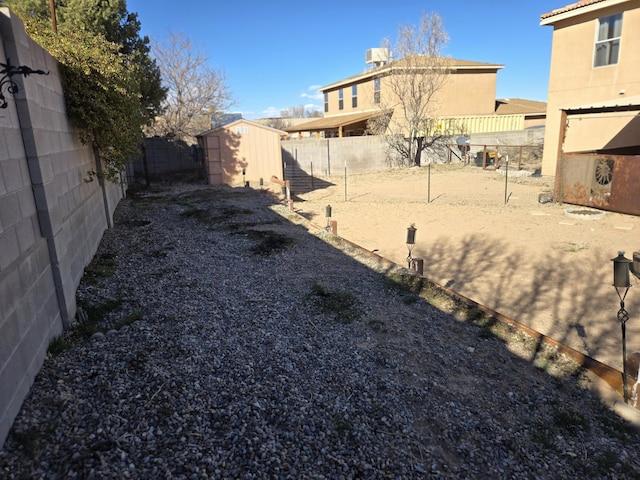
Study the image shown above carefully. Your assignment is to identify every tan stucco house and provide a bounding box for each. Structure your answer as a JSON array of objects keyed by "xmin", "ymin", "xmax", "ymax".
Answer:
[
  {"xmin": 540, "ymin": 0, "xmax": 640, "ymax": 213},
  {"xmin": 285, "ymin": 53, "xmax": 546, "ymax": 139},
  {"xmin": 196, "ymin": 119, "xmax": 286, "ymax": 186}
]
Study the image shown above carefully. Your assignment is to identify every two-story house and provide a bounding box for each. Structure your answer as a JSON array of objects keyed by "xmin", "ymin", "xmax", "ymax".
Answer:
[
  {"xmin": 540, "ymin": 0, "xmax": 640, "ymax": 215},
  {"xmin": 285, "ymin": 52, "xmax": 545, "ymax": 139}
]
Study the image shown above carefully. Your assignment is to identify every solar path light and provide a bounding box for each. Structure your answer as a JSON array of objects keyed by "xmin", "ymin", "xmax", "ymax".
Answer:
[
  {"xmin": 406, "ymin": 224, "xmax": 417, "ymax": 269},
  {"xmin": 612, "ymin": 251, "xmax": 633, "ymax": 403}
]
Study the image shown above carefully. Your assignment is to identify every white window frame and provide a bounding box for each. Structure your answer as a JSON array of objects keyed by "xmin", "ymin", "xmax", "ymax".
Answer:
[{"xmin": 594, "ymin": 13, "xmax": 622, "ymax": 67}]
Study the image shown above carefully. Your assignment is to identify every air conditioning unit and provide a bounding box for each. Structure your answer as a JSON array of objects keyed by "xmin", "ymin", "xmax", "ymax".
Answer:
[{"xmin": 366, "ymin": 48, "xmax": 389, "ymax": 66}]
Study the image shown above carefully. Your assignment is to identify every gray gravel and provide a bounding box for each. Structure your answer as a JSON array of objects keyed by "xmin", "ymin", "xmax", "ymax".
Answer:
[{"xmin": 2, "ymin": 183, "xmax": 640, "ymax": 479}]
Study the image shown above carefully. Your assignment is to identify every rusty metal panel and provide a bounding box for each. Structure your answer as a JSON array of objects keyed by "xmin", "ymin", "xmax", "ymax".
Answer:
[
  {"xmin": 609, "ymin": 156, "xmax": 640, "ymax": 215},
  {"xmin": 559, "ymin": 154, "xmax": 640, "ymax": 216}
]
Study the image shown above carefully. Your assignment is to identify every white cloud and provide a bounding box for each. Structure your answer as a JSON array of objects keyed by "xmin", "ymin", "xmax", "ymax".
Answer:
[
  {"xmin": 304, "ymin": 103, "xmax": 323, "ymax": 114},
  {"xmin": 261, "ymin": 106, "xmax": 281, "ymax": 117},
  {"xmin": 300, "ymin": 85, "xmax": 323, "ymax": 101}
]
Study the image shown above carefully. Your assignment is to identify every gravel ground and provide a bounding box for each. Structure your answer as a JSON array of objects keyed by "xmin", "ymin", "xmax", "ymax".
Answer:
[{"xmin": 2, "ymin": 183, "xmax": 640, "ymax": 479}]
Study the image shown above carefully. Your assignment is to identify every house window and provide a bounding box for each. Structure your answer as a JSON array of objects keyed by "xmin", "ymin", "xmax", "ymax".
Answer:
[
  {"xmin": 374, "ymin": 77, "xmax": 381, "ymax": 104},
  {"xmin": 338, "ymin": 88, "xmax": 344, "ymax": 110},
  {"xmin": 235, "ymin": 126, "xmax": 249, "ymax": 134},
  {"xmin": 352, "ymin": 85, "xmax": 357, "ymax": 108},
  {"xmin": 594, "ymin": 13, "xmax": 622, "ymax": 67},
  {"xmin": 324, "ymin": 92, "xmax": 328, "ymax": 113}
]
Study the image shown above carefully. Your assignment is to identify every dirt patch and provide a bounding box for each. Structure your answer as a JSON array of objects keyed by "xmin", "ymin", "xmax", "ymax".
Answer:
[{"xmin": 292, "ymin": 164, "xmax": 640, "ymax": 371}]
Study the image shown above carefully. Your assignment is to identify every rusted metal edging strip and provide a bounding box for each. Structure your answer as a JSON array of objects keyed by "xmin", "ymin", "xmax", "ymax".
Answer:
[{"xmin": 293, "ymin": 208, "xmax": 628, "ymax": 404}]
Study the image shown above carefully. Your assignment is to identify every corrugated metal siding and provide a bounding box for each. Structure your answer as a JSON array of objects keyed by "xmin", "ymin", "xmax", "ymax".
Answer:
[{"xmin": 439, "ymin": 115, "xmax": 525, "ymax": 134}]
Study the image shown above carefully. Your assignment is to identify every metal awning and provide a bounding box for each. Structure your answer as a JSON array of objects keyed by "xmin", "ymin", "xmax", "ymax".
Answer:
[{"xmin": 562, "ymin": 95, "xmax": 640, "ymax": 115}]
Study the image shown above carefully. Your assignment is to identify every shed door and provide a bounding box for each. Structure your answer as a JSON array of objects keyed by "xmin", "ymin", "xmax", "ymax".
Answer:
[{"xmin": 205, "ymin": 135, "xmax": 222, "ymax": 185}]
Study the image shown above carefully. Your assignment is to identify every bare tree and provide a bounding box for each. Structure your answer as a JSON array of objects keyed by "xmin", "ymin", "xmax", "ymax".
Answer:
[
  {"xmin": 368, "ymin": 12, "xmax": 459, "ymax": 167},
  {"xmin": 280, "ymin": 105, "xmax": 306, "ymax": 118},
  {"xmin": 262, "ymin": 117, "xmax": 288, "ymax": 130},
  {"xmin": 148, "ymin": 32, "xmax": 233, "ymax": 144},
  {"xmin": 280, "ymin": 105, "xmax": 323, "ymax": 119}
]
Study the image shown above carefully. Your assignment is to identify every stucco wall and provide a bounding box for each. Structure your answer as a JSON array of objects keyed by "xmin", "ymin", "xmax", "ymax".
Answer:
[
  {"xmin": 0, "ymin": 9, "xmax": 123, "ymax": 447},
  {"xmin": 323, "ymin": 64, "xmax": 499, "ymax": 118},
  {"xmin": 541, "ymin": 1, "xmax": 640, "ymax": 176}
]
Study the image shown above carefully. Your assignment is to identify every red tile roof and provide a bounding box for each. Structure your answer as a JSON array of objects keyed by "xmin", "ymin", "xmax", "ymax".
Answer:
[{"xmin": 541, "ymin": 0, "xmax": 608, "ymax": 20}]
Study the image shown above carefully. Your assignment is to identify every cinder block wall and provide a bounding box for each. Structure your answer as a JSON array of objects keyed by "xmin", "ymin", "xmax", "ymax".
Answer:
[
  {"xmin": 281, "ymin": 129, "xmax": 545, "ymax": 178},
  {"xmin": 282, "ymin": 136, "xmax": 390, "ymax": 177},
  {"xmin": 0, "ymin": 9, "xmax": 123, "ymax": 447}
]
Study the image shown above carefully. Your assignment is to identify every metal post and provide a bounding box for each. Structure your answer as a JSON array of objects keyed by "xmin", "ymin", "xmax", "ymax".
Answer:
[
  {"xmin": 612, "ymin": 251, "xmax": 633, "ymax": 403},
  {"xmin": 344, "ymin": 162, "xmax": 347, "ymax": 202},
  {"xmin": 617, "ymin": 289, "xmax": 630, "ymax": 403},
  {"xmin": 428, "ymin": 162, "xmax": 431, "ymax": 203},
  {"xmin": 504, "ymin": 155, "xmax": 509, "ymax": 204}
]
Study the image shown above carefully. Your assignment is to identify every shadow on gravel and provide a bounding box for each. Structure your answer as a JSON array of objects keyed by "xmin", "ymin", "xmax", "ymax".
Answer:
[
  {"xmin": 6, "ymin": 180, "xmax": 640, "ymax": 479},
  {"xmin": 421, "ymin": 233, "xmax": 619, "ymax": 364}
]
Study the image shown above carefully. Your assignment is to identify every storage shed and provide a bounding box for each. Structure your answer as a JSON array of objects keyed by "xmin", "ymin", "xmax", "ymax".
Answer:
[{"xmin": 196, "ymin": 119, "xmax": 286, "ymax": 186}]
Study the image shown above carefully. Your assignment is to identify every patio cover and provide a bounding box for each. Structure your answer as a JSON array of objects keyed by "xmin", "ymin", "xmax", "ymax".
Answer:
[{"xmin": 283, "ymin": 111, "xmax": 382, "ymax": 134}]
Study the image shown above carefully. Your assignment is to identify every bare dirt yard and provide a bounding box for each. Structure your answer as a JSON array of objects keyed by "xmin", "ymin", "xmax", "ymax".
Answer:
[{"xmin": 290, "ymin": 164, "xmax": 640, "ymax": 372}]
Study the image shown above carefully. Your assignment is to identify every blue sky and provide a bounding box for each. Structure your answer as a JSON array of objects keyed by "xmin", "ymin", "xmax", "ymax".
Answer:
[{"xmin": 127, "ymin": 0, "xmax": 564, "ymax": 119}]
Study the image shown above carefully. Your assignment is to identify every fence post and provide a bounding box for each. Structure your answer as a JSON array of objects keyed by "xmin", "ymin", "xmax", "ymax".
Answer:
[
  {"xmin": 518, "ymin": 146, "xmax": 523, "ymax": 170},
  {"xmin": 344, "ymin": 162, "xmax": 348, "ymax": 201},
  {"xmin": 310, "ymin": 160, "xmax": 314, "ymax": 189}
]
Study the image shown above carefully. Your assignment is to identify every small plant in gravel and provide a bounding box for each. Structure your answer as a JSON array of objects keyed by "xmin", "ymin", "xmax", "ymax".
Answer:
[
  {"xmin": 246, "ymin": 230, "xmax": 297, "ymax": 256},
  {"xmin": 57, "ymin": 298, "xmax": 129, "ymax": 345},
  {"xmin": 384, "ymin": 273, "xmax": 460, "ymax": 313},
  {"xmin": 332, "ymin": 412, "xmax": 354, "ymax": 435},
  {"xmin": 47, "ymin": 335, "xmax": 73, "ymax": 356},
  {"xmin": 529, "ymin": 421, "xmax": 556, "ymax": 450},
  {"xmin": 180, "ymin": 207, "xmax": 210, "ymax": 222},
  {"xmin": 83, "ymin": 252, "xmax": 118, "ymax": 284},
  {"xmin": 553, "ymin": 409, "xmax": 590, "ymax": 434},
  {"xmin": 12, "ymin": 428, "xmax": 49, "ymax": 460},
  {"xmin": 309, "ymin": 282, "xmax": 361, "ymax": 323},
  {"xmin": 114, "ymin": 310, "xmax": 144, "ymax": 329},
  {"xmin": 368, "ymin": 318, "xmax": 389, "ymax": 333}
]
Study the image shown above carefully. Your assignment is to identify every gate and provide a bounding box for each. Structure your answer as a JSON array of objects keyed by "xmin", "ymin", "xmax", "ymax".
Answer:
[{"xmin": 558, "ymin": 153, "xmax": 640, "ymax": 216}]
